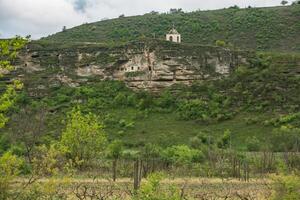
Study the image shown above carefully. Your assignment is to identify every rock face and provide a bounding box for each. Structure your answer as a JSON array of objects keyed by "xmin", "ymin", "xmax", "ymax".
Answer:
[{"xmin": 16, "ymin": 40, "xmax": 251, "ymax": 92}]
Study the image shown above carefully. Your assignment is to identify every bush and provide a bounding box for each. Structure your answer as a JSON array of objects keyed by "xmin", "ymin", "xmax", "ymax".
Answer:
[
  {"xmin": 0, "ymin": 134, "xmax": 10, "ymax": 154},
  {"xmin": 215, "ymin": 40, "xmax": 226, "ymax": 47},
  {"xmin": 271, "ymin": 173, "xmax": 300, "ymax": 200},
  {"xmin": 162, "ymin": 145, "xmax": 203, "ymax": 165},
  {"xmin": 155, "ymin": 91, "xmax": 175, "ymax": 109},
  {"xmin": 176, "ymin": 99, "xmax": 208, "ymax": 121},
  {"xmin": 189, "ymin": 136, "xmax": 202, "ymax": 149},
  {"xmin": 217, "ymin": 129, "xmax": 232, "ymax": 149},
  {"xmin": 270, "ymin": 126, "xmax": 300, "ymax": 152},
  {"xmin": 16, "ymin": 178, "xmax": 70, "ymax": 200},
  {"xmin": 134, "ymin": 172, "xmax": 181, "ymax": 200},
  {"xmin": 137, "ymin": 93, "xmax": 153, "ymax": 110},
  {"xmin": 0, "ymin": 152, "xmax": 24, "ymax": 200},
  {"xmin": 189, "ymin": 132, "xmax": 213, "ymax": 149},
  {"xmin": 176, "ymin": 93, "xmax": 232, "ymax": 122},
  {"xmin": 246, "ymin": 136, "xmax": 261, "ymax": 151}
]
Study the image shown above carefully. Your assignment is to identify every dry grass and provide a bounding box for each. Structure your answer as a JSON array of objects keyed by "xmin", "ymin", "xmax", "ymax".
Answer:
[{"xmin": 13, "ymin": 177, "xmax": 273, "ymax": 200}]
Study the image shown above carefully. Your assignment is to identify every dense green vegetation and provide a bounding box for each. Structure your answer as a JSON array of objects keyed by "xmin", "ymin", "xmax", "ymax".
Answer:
[
  {"xmin": 41, "ymin": 5, "xmax": 300, "ymax": 52},
  {"xmin": 0, "ymin": 51, "xmax": 299, "ymax": 154}
]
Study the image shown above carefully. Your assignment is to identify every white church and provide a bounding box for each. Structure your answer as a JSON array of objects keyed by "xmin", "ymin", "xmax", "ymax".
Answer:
[{"xmin": 166, "ymin": 27, "xmax": 181, "ymax": 43}]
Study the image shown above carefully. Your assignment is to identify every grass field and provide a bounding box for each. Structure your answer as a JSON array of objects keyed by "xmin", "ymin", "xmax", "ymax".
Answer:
[{"xmin": 106, "ymin": 109, "xmax": 273, "ymax": 150}]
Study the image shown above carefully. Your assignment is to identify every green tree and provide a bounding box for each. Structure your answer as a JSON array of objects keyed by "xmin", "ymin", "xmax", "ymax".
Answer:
[
  {"xmin": 292, "ymin": 0, "xmax": 300, "ymax": 5},
  {"xmin": 0, "ymin": 37, "xmax": 27, "ymax": 128},
  {"xmin": 0, "ymin": 36, "xmax": 26, "ymax": 200},
  {"xmin": 60, "ymin": 108, "xmax": 107, "ymax": 167},
  {"xmin": 107, "ymin": 140, "xmax": 123, "ymax": 181},
  {"xmin": 281, "ymin": 0, "xmax": 289, "ymax": 5},
  {"xmin": 10, "ymin": 105, "xmax": 48, "ymax": 163},
  {"xmin": 62, "ymin": 26, "xmax": 67, "ymax": 32},
  {"xmin": 169, "ymin": 8, "xmax": 184, "ymax": 14},
  {"xmin": 0, "ymin": 152, "xmax": 23, "ymax": 199}
]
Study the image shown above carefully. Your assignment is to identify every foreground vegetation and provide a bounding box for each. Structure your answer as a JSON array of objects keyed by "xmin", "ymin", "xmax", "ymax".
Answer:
[{"xmin": 1, "ymin": 21, "xmax": 300, "ymax": 199}]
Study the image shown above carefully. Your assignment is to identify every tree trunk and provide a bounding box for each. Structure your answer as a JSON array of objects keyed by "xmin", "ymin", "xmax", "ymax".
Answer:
[
  {"xmin": 112, "ymin": 159, "xmax": 117, "ymax": 182},
  {"xmin": 26, "ymin": 146, "xmax": 32, "ymax": 164}
]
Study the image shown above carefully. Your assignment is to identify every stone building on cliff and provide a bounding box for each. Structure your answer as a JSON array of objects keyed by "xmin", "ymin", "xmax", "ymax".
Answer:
[{"xmin": 166, "ymin": 27, "xmax": 181, "ymax": 43}]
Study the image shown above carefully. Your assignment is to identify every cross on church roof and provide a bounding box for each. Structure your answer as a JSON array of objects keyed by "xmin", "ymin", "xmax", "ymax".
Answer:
[{"xmin": 168, "ymin": 25, "xmax": 179, "ymax": 34}]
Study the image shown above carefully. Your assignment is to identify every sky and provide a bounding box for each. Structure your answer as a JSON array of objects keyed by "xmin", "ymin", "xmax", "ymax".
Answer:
[{"xmin": 0, "ymin": 0, "xmax": 284, "ymax": 39}]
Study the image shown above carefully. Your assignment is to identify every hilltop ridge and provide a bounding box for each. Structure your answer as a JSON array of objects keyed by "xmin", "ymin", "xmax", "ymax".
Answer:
[{"xmin": 41, "ymin": 5, "xmax": 300, "ymax": 52}]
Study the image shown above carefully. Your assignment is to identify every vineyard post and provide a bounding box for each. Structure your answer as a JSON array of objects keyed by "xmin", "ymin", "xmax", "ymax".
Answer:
[{"xmin": 134, "ymin": 159, "xmax": 141, "ymax": 191}]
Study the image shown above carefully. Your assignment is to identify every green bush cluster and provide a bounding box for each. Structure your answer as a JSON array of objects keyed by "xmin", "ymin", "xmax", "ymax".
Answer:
[
  {"xmin": 134, "ymin": 173, "xmax": 182, "ymax": 200},
  {"xmin": 271, "ymin": 173, "xmax": 300, "ymax": 200},
  {"xmin": 176, "ymin": 96, "xmax": 233, "ymax": 122},
  {"xmin": 265, "ymin": 112, "xmax": 300, "ymax": 127}
]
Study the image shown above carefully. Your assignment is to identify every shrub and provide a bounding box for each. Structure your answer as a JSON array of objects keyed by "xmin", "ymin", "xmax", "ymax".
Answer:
[
  {"xmin": 176, "ymin": 93, "xmax": 232, "ymax": 122},
  {"xmin": 16, "ymin": 178, "xmax": 70, "ymax": 200},
  {"xmin": 162, "ymin": 145, "xmax": 203, "ymax": 165},
  {"xmin": 246, "ymin": 136, "xmax": 261, "ymax": 151},
  {"xmin": 189, "ymin": 136, "xmax": 202, "ymax": 149},
  {"xmin": 31, "ymin": 144, "xmax": 66, "ymax": 177},
  {"xmin": 217, "ymin": 129, "xmax": 232, "ymax": 149},
  {"xmin": 271, "ymin": 173, "xmax": 300, "ymax": 200},
  {"xmin": 189, "ymin": 132, "xmax": 213, "ymax": 149},
  {"xmin": 155, "ymin": 90, "xmax": 175, "ymax": 109},
  {"xmin": 134, "ymin": 172, "xmax": 181, "ymax": 200},
  {"xmin": 0, "ymin": 134, "xmax": 10, "ymax": 154},
  {"xmin": 113, "ymin": 93, "xmax": 128, "ymax": 107},
  {"xmin": 0, "ymin": 152, "xmax": 23, "ymax": 200},
  {"xmin": 270, "ymin": 126, "xmax": 300, "ymax": 152},
  {"xmin": 176, "ymin": 99, "xmax": 208, "ymax": 120},
  {"xmin": 215, "ymin": 40, "xmax": 226, "ymax": 47}
]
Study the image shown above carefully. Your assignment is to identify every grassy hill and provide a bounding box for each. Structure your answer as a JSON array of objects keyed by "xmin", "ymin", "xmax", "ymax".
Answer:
[
  {"xmin": 1, "ymin": 5, "xmax": 300, "ymax": 156},
  {"xmin": 1, "ymin": 51, "xmax": 299, "ymax": 153},
  {"xmin": 41, "ymin": 5, "xmax": 300, "ymax": 52}
]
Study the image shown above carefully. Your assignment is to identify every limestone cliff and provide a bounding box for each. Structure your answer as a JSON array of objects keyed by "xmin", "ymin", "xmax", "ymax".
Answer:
[{"xmin": 15, "ymin": 40, "xmax": 251, "ymax": 94}]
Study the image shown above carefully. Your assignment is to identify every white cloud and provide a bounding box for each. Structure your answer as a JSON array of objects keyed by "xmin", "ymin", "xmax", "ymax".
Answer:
[
  {"xmin": 0, "ymin": 0, "xmax": 282, "ymax": 39},
  {"xmin": 0, "ymin": 0, "xmax": 87, "ymax": 38}
]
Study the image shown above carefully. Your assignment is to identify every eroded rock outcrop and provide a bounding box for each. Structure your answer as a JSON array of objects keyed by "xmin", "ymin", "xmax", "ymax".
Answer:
[{"xmin": 16, "ymin": 40, "xmax": 252, "ymax": 92}]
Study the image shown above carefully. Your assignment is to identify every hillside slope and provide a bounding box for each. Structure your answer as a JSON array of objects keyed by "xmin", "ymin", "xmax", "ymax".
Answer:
[
  {"xmin": 1, "ymin": 50, "xmax": 299, "ymax": 152},
  {"xmin": 41, "ymin": 5, "xmax": 300, "ymax": 52}
]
